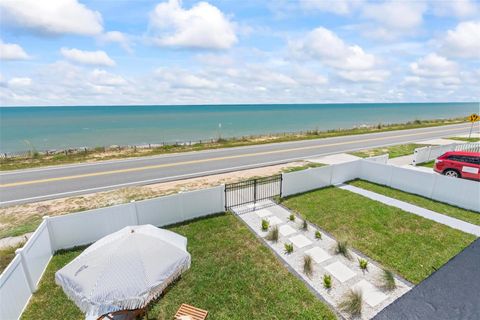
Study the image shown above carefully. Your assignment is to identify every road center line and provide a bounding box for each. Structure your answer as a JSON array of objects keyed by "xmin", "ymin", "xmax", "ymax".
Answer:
[{"xmin": 0, "ymin": 125, "xmax": 466, "ymax": 188}]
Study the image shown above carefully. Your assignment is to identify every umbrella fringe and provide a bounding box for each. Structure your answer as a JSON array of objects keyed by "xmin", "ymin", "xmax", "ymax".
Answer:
[{"xmin": 57, "ymin": 256, "xmax": 191, "ymax": 317}]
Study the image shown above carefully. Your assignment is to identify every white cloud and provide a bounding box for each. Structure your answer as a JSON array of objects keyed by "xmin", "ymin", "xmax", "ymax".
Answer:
[
  {"xmin": 440, "ymin": 21, "xmax": 480, "ymax": 59},
  {"xmin": 290, "ymin": 27, "xmax": 389, "ymax": 82},
  {"xmin": 361, "ymin": 1, "xmax": 426, "ymax": 39},
  {"xmin": 299, "ymin": 0, "xmax": 363, "ymax": 15},
  {"xmin": 0, "ymin": 0, "xmax": 103, "ymax": 35},
  {"xmin": 410, "ymin": 53, "xmax": 458, "ymax": 78},
  {"xmin": 432, "ymin": 0, "xmax": 479, "ymax": 18},
  {"xmin": 98, "ymin": 31, "xmax": 132, "ymax": 53},
  {"xmin": 8, "ymin": 77, "xmax": 32, "ymax": 87},
  {"xmin": 90, "ymin": 69, "xmax": 127, "ymax": 86},
  {"xmin": 149, "ymin": 0, "xmax": 237, "ymax": 49},
  {"xmin": 61, "ymin": 48, "xmax": 116, "ymax": 66},
  {"xmin": 155, "ymin": 68, "xmax": 218, "ymax": 89},
  {"xmin": 0, "ymin": 40, "xmax": 30, "ymax": 60}
]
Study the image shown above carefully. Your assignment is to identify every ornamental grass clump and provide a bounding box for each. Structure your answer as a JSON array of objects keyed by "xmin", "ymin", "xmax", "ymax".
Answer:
[
  {"xmin": 335, "ymin": 240, "xmax": 351, "ymax": 259},
  {"xmin": 323, "ymin": 274, "xmax": 332, "ymax": 289},
  {"xmin": 381, "ymin": 269, "xmax": 397, "ymax": 291},
  {"xmin": 289, "ymin": 213, "xmax": 295, "ymax": 221},
  {"xmin": 266, "ymin": 225, "xmax": 279, "ymax": 243},
  {"xmin": 303, "ymin": 255, "xmax": 314, "ymax": 278},
  {"xmin": 359, "ymin": 258, "xmax": 368, "ymax": 271},
  {"xmin": 339, "ymin": 289, "xmax": 363, "ymax": 317},
  {"xmin": 315, "ymin": 230, "xmax": 322, "ymax": 239},
  {"xmin": 261, "ymin": 219, "xmax": 269, "ymax": 231},
  {"xmin": 284, "ymin": 243, "xmax": 294, "ymax": 254},
  {"xmin": 301, "ymin": 219, "xmax": 308, "ymax": 231}
]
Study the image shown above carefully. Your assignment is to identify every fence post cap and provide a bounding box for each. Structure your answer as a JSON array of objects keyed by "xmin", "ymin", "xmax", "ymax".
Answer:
[
  {"xmin": 15, "ymin": 248, "xmax": 24, "ymax": 255},
  {"xmin": 42, "ymin": 215, "xmax": 50, "ymax": 220},
  {"xmin": 130, "ymin": 200, "xmax": 136, "ymax": 203}
]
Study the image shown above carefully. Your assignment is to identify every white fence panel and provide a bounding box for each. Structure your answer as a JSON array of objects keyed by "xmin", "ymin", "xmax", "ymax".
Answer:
[
  {"xmin": 389, "ymin": 166, "xmax": 437, "ymax": 198},
  {"xmin": 282, "ymin": 166, "xmax": 333, "ymax": 197},
  {"xmin": 49, "ymin": 203, "xmax": 137, "ymax": 250},
  {"xmin": 136, "ymin": 194, "xmax": 183, "ymax": 226},
  {"xmin": 331, "ymin": 161, "xmax": 361, "ymax": 185},
  {"xmin": 0, "ymin": 256, "xmax": 31, "ymax": 320},
  {"xmin": 365, "ymin": 154, "xmax": 389, "ymax": 164},
  {"xmin": 359, "ymin": 160, "xmax": 393, "ymax": 186},
  {"xmin": 22, "ymin": 221, "xmax": 52, "ymax": 288},
  {"xmin": 413, "ymin": 144, "xmax": 461, "ymax": 165},
  {"xmin": 431, "ymin": 175, "xmax": 480, "ymax": 212},
  {"xmin": 181, "ymin": 186, "xmax": 224, "ymax": 221}
]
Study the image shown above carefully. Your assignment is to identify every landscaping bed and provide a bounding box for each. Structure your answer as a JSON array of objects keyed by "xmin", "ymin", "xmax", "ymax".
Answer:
[
  {"xmin": 282, "ymin": 187, "xmax": 476, "ymax": 284},
  {"xmin": 21, "ymin": 213, "xmax": 336, "ymax": 320},
  {"xmin": 349, "ymin": 180, "xmax": 480, "ymax": 225}
]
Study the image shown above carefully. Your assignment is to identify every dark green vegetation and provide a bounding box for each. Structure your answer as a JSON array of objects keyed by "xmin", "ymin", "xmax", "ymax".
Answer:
[
  {"xmin": 350, "ymin": 143, "xmax": 423, "ymax": 158},
  {"xmin": 21, "ymin": 213, "xmax": 336, "ymax": 320},
  {"xmin": 282, "ymin": 187, "xmax": 475, "ymax": 284},
  {"xmin": 418, "ymin": 160, "xmax": 435, "ymax": 168},
  {"xmin": 349, "ymin": 180, "xmax": 480, "ymax": 225},
  {"xmin": 0, "ymin": 242, "xmax": 24, "ymax": 273},
  {"xmin": 381, "ymin": 269, "xmax": 397, "ymax": 291},
  {"xmin": 447, "ymin": 136, "xmax": 480, "ymax": 142},
  {"xmin": 1, "ymin": 118, "xmax": 466, "ymax": 171}
]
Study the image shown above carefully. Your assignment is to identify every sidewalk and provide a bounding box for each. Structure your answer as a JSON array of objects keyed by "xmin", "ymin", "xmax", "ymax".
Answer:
[{"xmin": 339, "ymin": 185, "xmax": 480, "ymax": 237}]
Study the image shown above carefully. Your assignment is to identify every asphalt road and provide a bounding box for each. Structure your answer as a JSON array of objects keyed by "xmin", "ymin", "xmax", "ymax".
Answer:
[{"xmin": 1, "ymin": 123, "xmax": 478, "ymax": 206}]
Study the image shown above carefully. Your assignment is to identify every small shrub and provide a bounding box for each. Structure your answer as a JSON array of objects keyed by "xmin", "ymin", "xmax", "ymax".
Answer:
[
  {"xmin": 315, "ymin": 230, "xmax": 322, "ymax": 239},
  {"xmin": 266, "ymin": 225, "xmax": 279, "ymax": 242},
  {"xmin": 261, "ymin": 219, "xmax": 269, "ymax": 231},
  {"xmin": 359, "ymin": 258, "xmax": 368, "ymax": 271},
  {"xmin": 303, "ymin": 255, "xmax": 314, "ymax": 277},
  {"xmin": 284, "ymin": 243, "xmax": 294, "ymax": 254},
  {"xmin": 381, "ymin": 269, "xmax": 396, "ymax": 291},
  {"xmin": 289, "ymin": 213, "xmax": 295, "ymax": 221},
  {"xmin": 323, "ymin": 274, "xmax": 332, "ymax": 289},
  {"xmin": 339, "ymin": 289, "xmax": 363, "ymax": 317},
  {"xmin": 335, "ymin": 240, "xmax": 351, "ymax": 259},
  {"xmin": 301, "ymin": 219, "xmax": 308, "ymax": 231}
]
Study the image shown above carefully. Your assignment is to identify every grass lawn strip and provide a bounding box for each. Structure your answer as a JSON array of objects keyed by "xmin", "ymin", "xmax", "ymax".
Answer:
[
  {"xmin": 21, "ymin": 213, "xmax": 336, "ymax": 320},
  {"xmin": 349, "ymin": 143, "xmax": 423, "ymax": 159},
  {"xmin": 282, "ymin": 187, "xmax": 475, "ymax": 284},
  {"xmin": 349, "ymin": 180, "xmax": 480, "ymax": 225}
]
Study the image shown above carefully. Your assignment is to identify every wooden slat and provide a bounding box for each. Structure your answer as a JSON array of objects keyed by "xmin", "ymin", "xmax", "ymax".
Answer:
[{"xmin": 174, "ymin": 303, "xmax": 208, "ymax": 320}]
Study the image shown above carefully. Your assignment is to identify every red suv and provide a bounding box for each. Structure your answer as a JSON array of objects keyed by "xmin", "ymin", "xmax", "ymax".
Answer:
[{"xmin": 434, "ymin": 151, "xmax": 480, "ymax": 181}]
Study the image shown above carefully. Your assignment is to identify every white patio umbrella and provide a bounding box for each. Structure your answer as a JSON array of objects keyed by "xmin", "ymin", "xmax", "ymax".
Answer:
[{"xmin": 55, "ymin": 224, "xmax": 191, "ymax": 318}]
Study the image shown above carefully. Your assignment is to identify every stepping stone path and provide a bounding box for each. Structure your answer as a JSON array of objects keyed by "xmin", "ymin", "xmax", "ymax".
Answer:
[{"xmin": 233, "ymin": 201, "xmax": 412, "ymax": 320}]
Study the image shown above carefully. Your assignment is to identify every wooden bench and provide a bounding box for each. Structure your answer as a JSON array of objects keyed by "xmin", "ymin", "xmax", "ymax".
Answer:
[{"xmin": 174, "ymin": 303, "xmax": 208, "ymax": 320}]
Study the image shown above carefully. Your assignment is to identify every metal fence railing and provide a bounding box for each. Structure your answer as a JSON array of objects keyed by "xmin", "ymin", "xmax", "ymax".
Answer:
[{"xmin": 224, "ymin": 175, "xmax": 282, "ymax": 211}]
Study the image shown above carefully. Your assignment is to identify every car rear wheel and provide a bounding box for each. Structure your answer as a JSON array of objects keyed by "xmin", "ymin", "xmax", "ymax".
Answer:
[{"xmin": 443, "ymin": 169, "xmax": 460, "ymax": 178}]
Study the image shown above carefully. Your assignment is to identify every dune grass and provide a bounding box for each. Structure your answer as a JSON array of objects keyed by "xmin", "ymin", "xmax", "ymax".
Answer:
[
  {"xmin": 282, "ymin": 187, "xmax": 475, "ymax": 284},
  {"xmin": 21, "ymin": 213, "xmax": 336, "ymax": 320},
  {"xmin": 349, "ymin": 179, "xmax": 480, "ymax": 225},
  {"xmin": 1, "ymin": 118, "xmax": 466, "ymax": 171},
  {"xmin": 281, "ymin": 162, "xmax": 325, "ymax": 173}
]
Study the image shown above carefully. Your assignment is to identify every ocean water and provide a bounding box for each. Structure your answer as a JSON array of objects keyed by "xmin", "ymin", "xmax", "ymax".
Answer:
[{"xmin": 0, "ymin": 103, "xmax": 478, "ymax": 153}]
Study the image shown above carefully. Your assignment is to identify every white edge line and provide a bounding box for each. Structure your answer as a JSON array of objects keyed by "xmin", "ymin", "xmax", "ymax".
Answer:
[
  {"xmin": 0, "ymin": 123, "xmax": 471, "ymax": 176},
  {"xmin": 0, "ymin": 139, "xmax": 434, "ymax": 206}
]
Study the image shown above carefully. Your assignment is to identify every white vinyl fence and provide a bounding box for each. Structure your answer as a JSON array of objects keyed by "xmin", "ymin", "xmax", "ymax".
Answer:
[
  {"xmin": 413, "ymin": 142, "xmax": 480, "ymax": 165},
  {"xmin": 2, "ymin": 161, "xmax": 479, "ymax": 320},
  {"xmin": 0, "ymin": 186, "xmax": 224, "ymax": 320}
]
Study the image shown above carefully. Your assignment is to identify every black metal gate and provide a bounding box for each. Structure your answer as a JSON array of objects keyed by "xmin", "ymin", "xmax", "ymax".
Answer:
[{"xmin": 225, "ymin": 174, "xmax": 282, "ymax": 211}]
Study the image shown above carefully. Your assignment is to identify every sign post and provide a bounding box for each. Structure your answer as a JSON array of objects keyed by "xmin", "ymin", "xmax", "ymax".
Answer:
[{"xmin": 467, "ymin": 113, "xmax": 479, "ymax": 138}]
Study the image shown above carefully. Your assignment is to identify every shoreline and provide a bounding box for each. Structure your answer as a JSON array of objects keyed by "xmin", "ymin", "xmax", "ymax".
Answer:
[{"xmin": 0, "ymin": 117, "xmax": 468, "ymax": 171}]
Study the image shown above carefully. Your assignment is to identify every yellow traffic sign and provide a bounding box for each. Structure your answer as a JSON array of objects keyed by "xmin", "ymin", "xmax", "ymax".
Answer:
[{"xmin": 467, "ymin": 113, "xmax": 479, "ymax": 122}]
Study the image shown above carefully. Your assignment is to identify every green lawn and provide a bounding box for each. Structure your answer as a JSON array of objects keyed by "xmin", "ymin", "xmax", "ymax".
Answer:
[
  {"xmin": 21, "ymin": 213, "xmax": 336, "ymax": 320},
  {"xmin": 349, "ymin": 180, "xmax": 480, "ymax": 225},
  {"xmin": 448, "ymin": 137, "xmax": 480, "ymax": 143},
  {"xmin": 282, "ymin": 187, "xmax": 475, "ymax": 284},
  {"xmin": 418, "ymin": 160, "xmax": 435, "ymax": 168},
  {"xmin": 282, "ymin": 162, "xmax": 326, "ymax": 173},
  {"xmin": 350, "ymin": 143, "xmax": 423, "ymax": 159}
]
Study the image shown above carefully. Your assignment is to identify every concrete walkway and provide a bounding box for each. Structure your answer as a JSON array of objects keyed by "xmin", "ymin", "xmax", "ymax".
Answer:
[{"xmin": 339, "ymin": 185, "xmax": 480, "ymax": 237}]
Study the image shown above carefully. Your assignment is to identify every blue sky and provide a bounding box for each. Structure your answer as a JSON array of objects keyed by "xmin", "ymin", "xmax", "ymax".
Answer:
[{"xmin": 0, "ymin": 0, "xmax": 479, "ymax": 106}]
